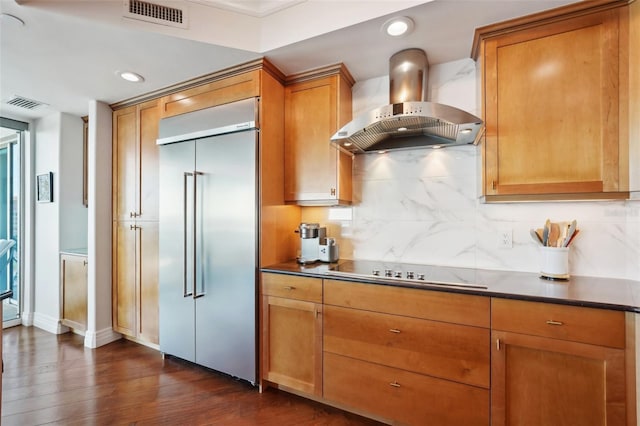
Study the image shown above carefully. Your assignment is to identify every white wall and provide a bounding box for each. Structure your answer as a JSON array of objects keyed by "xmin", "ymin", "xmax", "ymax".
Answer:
[
  {"xmin": 33, "ymin": 113, "xmax": 62, "ymax": 331},
  {"xmin": 59, "ymin": 114, "xmax": 87, "ymax": 250},
  {"xmin": 85, "ymin": 100, "xmax": 118, "ymax": 348},
  {"xmin": 32, "ymin": 112, "xmax": 87, "ymax": 333},
  {"xmin": 302, "ymin": 58, "xmax": 640, "ymax": 281}
]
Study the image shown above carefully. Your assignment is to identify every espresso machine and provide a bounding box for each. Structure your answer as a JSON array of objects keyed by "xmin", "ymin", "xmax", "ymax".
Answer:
[{"xmin": 296, "ymin": 223, "xmax": 338, "ymax": 264}]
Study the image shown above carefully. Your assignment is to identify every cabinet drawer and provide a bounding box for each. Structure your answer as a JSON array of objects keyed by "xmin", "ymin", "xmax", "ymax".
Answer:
[
  {"xmin": 491, "ymin": 298, "xmax": 625, "ymax": 348},
  {"xmin": 324, "ymin": 305, "xmax": 490, "ymax": 388},
  {"xmin": 261, "ymin": 273, "xmax": 322, "ymax": 303},
  {"xmin": 324, "ymin": 352, "xmax": 489, "ymax": 426},
  {"xmin": 324, "ymin": 279, "xmax": 489, "ymax": 327}
]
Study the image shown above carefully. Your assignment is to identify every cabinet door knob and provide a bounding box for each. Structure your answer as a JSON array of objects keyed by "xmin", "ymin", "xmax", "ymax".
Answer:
[
  {"xmin": 389, "ymin": 381, "xmax": 401, "ymax": 388},
  {"xmin": 546, "ymin": 320, "xmax": 564, "ymax": 326},
  {"xmin": 283, "ymin": 286, "xmax": 296, "ymax": 291},
  {"xmin": 389, "ymin": 329, "xmax": 401, "ymax": 334}
]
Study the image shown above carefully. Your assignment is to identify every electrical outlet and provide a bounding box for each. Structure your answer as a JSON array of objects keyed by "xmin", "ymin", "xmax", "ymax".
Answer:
[{"xmin": 499, "ymin": 229, "xmax": 513, "ymax": 249}]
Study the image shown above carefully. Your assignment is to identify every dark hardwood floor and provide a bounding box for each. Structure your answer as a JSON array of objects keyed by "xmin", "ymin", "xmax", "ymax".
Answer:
[{"xmin": 2, "ymin": 326, "xmax": 382, "ymax": 426}]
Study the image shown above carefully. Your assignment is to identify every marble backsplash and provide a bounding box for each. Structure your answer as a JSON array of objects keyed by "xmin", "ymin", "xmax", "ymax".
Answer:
[{"xmin": 301, "ymin": 58, "xmax": 640, "ymax": 281}]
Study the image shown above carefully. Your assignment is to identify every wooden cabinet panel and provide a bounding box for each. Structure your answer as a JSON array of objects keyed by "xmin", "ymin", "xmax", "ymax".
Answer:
[
  {"xmin": 324, "ymin": 305, "xmax": 490, "ymax": 388},
  {"xmin": 324, "ymin": 279, "xmax": 489, "ymax": 328},
  {"xmin": 112, "ymin": 99, "xmax": 160, "ymax": 344},
  {"xmin": 492, "ymin": 330, "xmax": 627, "ymax": 426},
  {"xmin": 113, "ymin": 100, "xmax": 159, "ymax": 221},
  {"xmin": 260, "ymin": 273, "xmax": 323, "ymax": 395},
  {"xmin": 284, "ymin": 66, "xmax": 354, "ymax": 205},
  {"xmin": 261, "ymin": 273, "xmax": 322, "ymax": 303},
  {"xmin": 492, "ymin": 298, "xmax": 626, "ymax": 348},
  {"xmin": 475, "ymin": 3, "xmax": 629, "ymax": 201},
  {"xmin": 113, "ymin": 221, "xmax": 137, "ymax": 336},
  {"xmin": 138, "ymin": 221, "xmax": 159, "ymax": 344},
  {"xmin": 324, "ymin": 352, "xmax": 489, "ymax": 426},
  {"xmin": 160, "ymin": 70, "xmax": 260, "ymax": 118},
  {"xmin": 261, "ymin": 293, "xmax": 322, "ymax": 396},
  {"xmin": 139, "ymin": 101, "xmax": 160, "ymax": 222},
  {"xmin": 112, "ymin": 106, "xmax": 137, "ymax": 221},
  {"xmin": 60, "ymin": 254, "xmax": 87, "ymax": 331}
]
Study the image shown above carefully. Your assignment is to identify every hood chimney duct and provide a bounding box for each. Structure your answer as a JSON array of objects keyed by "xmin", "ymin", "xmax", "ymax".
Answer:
[{"xmin": 389, "ymin": 48, "xmax": 428, "ymax": 104}]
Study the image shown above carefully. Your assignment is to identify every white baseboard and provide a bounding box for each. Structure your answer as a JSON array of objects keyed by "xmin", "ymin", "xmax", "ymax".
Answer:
[
  {"xmin": 33, "ymin": 312, "xmax": 69, "ymax": 334},
  {"xmin": 21, "ymin": 311, "xmax": 34, "ymax": 326},
  {"xmin": 84, "ymin": 327, "xmax": 121, "ymax": 348}
]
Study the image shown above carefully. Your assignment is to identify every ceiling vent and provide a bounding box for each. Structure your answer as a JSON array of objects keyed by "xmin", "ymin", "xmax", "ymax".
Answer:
[
  {"xmin": 5, "ymin": 95, "xmax": 48, "ymax": 110},
  {"xmin": 123, "ymin": 0, "xmax": 189, "ymax": 29}
]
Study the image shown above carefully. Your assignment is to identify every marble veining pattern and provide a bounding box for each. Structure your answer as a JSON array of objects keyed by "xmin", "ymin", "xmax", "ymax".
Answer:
[{"xmin": 302, "ymin": 60, "xmax": 640, "ymax": 281}]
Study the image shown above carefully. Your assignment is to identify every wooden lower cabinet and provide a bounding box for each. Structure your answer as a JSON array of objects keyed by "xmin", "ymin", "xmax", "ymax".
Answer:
[
  {"xmin": 260, "ymin": 273, "xmax": 323, "ymax": 396},
  {"xmin": 112, "ymin": 220, "xmax": 159, "ymax": 344},
  {"xmin": 60, "ymin": 253, "xmax": 88, "ymax": 331},
  {"xmin": 323, "ymin": 304, "xmax": 489, "ymax": 388},
  {"xmin": 323, "ymin": 279, "xmax": 490, "ymax": 425},
  {"xmin": 260, "ymin": 275, "xmax": 636, "ymax": 426},
  {"xmin": 491, "ymin": 298, "xmax": 631, "ymax": 426},
  {"xmin": 492, "ymin": 330, "xmax": 626, "ymax": 426},
  {"xmin": 324, "ymin": 352, "xmax": 489, "ymax": 426}
]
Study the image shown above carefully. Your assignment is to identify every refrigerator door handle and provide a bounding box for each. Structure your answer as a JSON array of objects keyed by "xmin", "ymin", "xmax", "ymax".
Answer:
[
  {"xmin": 193, "ymin": 171, "xmax": 206, "ymax": 299},
  {"xmin": 183, "ymin": 172, "xmax": 194, "ymax": 298}
]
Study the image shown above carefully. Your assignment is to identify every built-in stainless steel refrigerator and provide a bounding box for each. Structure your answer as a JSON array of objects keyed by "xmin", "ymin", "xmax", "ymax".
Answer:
[{"xmin": 157, "ymin": 98, "xmax": 258, "ymax": 384}]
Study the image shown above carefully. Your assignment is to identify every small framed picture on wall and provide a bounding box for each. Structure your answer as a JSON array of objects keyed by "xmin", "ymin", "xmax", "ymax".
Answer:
[{"xmin": 37, "ymin": 172, "xmax": 53, "ymax": 203}]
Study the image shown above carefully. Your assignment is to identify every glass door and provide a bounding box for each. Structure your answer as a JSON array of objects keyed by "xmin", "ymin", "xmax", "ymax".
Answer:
[{"xmin": 1, "ymin": 118, "xmax": 26, "ymax": 327}]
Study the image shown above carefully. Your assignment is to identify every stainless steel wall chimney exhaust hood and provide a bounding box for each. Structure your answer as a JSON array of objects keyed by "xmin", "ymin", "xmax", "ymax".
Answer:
[{"xmin": 331, "ymin": 48, "xmax": 484, "ymax": 154}]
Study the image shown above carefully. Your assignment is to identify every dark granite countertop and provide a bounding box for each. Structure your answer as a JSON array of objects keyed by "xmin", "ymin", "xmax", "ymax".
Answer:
[{"xmin": 262, "ymin": 260, "xmax": 640, "ymax": 313}]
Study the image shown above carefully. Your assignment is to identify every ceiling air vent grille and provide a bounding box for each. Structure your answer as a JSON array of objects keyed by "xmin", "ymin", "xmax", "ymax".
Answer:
[
  {"xmin": 123, "ymin": 0, "xmax": 189, "ymax": 28},
  {"xmin": 5, "ymin": 96, "xmax": 48, "ymax": 110}
]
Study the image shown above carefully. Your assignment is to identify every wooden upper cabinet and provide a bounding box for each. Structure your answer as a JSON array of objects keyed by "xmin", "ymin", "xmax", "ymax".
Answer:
[
  {"xmin": 473, "ymin": 1, "xmax": 631, "ymax": 201},
  {"xmin": 113, "ymin": 106, "xmax": 137, "ymax": 221},
  {"xmin": 112, "ymin": 99, "xmax": 159, "ymax": 221},
  {"xmin": 159, "ymin": 70, "xmax": 260, "ymax": 118},
  {"xmin": 284, "ymin": 65, "xmax": 354, "ymax": 206}
]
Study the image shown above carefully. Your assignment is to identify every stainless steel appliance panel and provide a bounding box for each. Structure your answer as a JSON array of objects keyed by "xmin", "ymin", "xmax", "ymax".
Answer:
[
  {"xmin": 158, "ymin": 97, "xmax": 258, "ymax": 384},
  {"xmin": 193, "ymin": 131, "xmax": 257, "ymax": 382},
  {"xmin": 158, "ymin": 140, "xmax": 197, "ymax": 363}
]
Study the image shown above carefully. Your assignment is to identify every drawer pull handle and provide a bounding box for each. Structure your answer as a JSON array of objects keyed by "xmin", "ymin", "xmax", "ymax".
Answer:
[
  {"xmin": 546, "ymin": 320, "xmax": 564, "ymax": 326},
  {"xmin": 389, "ymin": 381, "xmax": 401, "ymax": 388},
  {"xmin": 283, "ymin": 286, "xmax": 296, "ymax": 291},
  {"xmin": 389, "ymin": 329, "xmax": 401, "ymax": 334}
]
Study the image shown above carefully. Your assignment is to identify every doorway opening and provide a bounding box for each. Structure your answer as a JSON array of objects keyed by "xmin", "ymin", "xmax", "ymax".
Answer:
[{"xmin": 1, "ymin": 117, "xmax": 27, "ymax": 328}]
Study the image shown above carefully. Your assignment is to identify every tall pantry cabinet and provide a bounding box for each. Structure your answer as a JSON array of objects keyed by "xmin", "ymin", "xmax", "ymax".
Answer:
[{"xmin": 112, "ymin": 99, "xmax": 160, "ymax": 345}]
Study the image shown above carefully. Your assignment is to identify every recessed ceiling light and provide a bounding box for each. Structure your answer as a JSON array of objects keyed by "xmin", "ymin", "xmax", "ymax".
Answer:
[
  {"xmin": 381, "ymin": 17, "xmax": 414, "ymax": 37},
  {"xmin": 117, "ymin": 71, "xmax": 145, "ymax": 83}
]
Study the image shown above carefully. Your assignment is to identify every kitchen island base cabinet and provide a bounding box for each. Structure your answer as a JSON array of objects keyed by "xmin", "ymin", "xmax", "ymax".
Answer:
[{"xmin": 324, "ymin": 352, "xmax": 489, "ymax": 426}]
